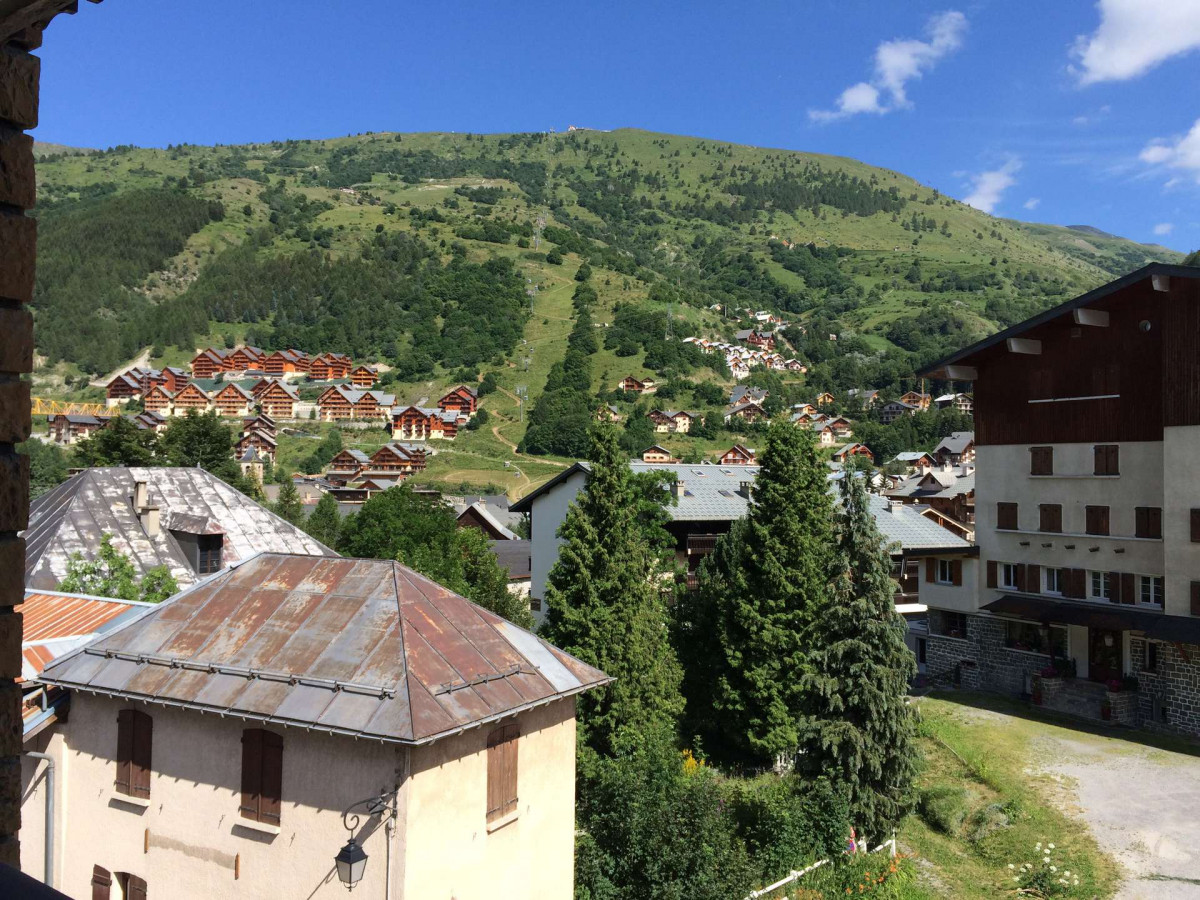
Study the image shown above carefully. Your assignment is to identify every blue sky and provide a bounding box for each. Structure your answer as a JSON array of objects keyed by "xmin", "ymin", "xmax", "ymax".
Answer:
[{"xmin": 34, "ymin": 0, "xmax": 1200, "ymax": 252}]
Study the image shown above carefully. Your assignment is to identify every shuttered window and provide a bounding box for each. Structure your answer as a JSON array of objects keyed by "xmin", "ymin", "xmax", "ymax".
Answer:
[
  {"xmin": 1192, "ymin": 582, "xmax": 1200, "ymax": 617},
  {"xmin": 1192, "ymin": 510, "xmax": 1200, "ymax": 543},
  {"xmin": 119, "ymin": 874, "xmax": 147, "ymax": 900},
  {"xmin": 1085, "ymin": 506, "xmax": 1110, "ymax": 536},
  {"xmin": 240, "ymin": 728, "xmax": 283, "ymax": 825},
  {"xmin": 986, "ymin": 560, "xmax": 998, "ymax": 589},
  {"xmin": 115, "ymin": 709, "xmax": 152, "ymax": 799},
  {"xmin": 1030, "ymin": 446, "xmax": 1053, "ymax": 476},
  {"xmin": 997, "ymin": 502, "xmax": 1018, "ymax": 531},
  {"xmin": 92, "ymin": 866, "xmax": 112, "ymax": 900},
  {"xmin": 486, "ymin": 723, "xmax": 520, "ymax": 824},
  {"xmin": 1039, "ymin": 504, "xmax": 1062, "ymax": 534},
  {"xmin": 1094, "ymin": 444, "xmax": 1120, "ymax": 476},
  {"xmin": 1135, "ymin": 507, "xmax": 1162, "ymax": 540}
]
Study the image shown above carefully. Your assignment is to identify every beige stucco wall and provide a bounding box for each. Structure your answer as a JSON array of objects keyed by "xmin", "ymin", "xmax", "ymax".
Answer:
[
  {"xmin": 402, "ymin": 699, "xmax": 578, "ymax": 900},
  {"xmin": 920, "ymin": 557, "xmax": 979, "ymax": 613},
  {"xmin": 55, "ymin": 695, "xmax": 407, "ymax": 900},
  {"xmin": 20, "ymin": 724, "xmax": 66, "ymax": 887},
  {"xmin": 1161, "ymin": 426, "xmax": 1200, "ymax": 617}
]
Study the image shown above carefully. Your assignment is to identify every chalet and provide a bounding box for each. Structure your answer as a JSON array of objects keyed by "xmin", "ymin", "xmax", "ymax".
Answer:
[
  {"xmin": 811, "ymin": 424, "xmax": 835, "ymax": 445},
  {"xmin": 242, "ymin": 413, "xmax": 277, "ymax": 436},
  {"xmin": 318, "ymin": 385, "xmax": 396, "ymax": 421},
  {"xmin": 350, "ymin": 364, "xmax": 378, "ymax": 388},
  {"xmin": 257, "ymin": 380, "xmax": 299, "ymax": 419},
  {"xmin": 648, "ymin": 409, "xmax": 694, "ymax": 434},
  {"xmin": 640, "ymin": 445, "xmax": 678, "ymax": 464},
  {"xmin": 618, "ymin": 376, "xmax": 656, "ymax": 394},
  {"xmin": 886, "ymin": 463, "xmax": 975, "ymax": 526},
  {"xmin": 211, "ymin": 383, "xmax": 255, "ymax": 417},
  {"xmin": 832, "ymin": 443, "xmax": 875, "ymax": 464},
  {"xmin": 235, "ymin": 429, "xmax": 277, "ymax": 465},
  {"xmin": 596, "ymin": 404, "xmax": 622, "ymax": 422},
  {"xmin": 142, "ymin": 384, "xmax": 174, "ymax": 415},
  {"xmin": 934, "ymin": 392, "xmax": 974, "ymax": 414},
  {"xmin": 899, "ymin": 391, "xmax": 932, "ymax": 410},
  {"xmin": 325, "ymin": 448, "xmax": 372, "ymax": 485},
  {"xmin": 719, "ymin": 444, "xmax": 756, "ymax": 466},
  {"xmin": 46, "ymin": 414, "xmax": 110, "ymax": 445},
  {"xmin": 225, "ymin": 345, "xmax": 266, "ymax": 371},
  {"xmin": 815, "ymin": 392, "xmax": 836, "ymax": 407},
  {"xmin": 932, "ymin": 431, "xmax": 975, "ymax": 466},
  {"xmin": 735, "ymin": 329, "xmax": 775, "ymax": 351},
  {"xmin": 309, "ymin": 352, "xmax": 352, "ymax": 381},
  {"xmin": 439, "ymin": 384, "xmax": 479, "ymax": 416},
  {"xmin": 368, "ymin": 442, "xmax": 428, "ymax": 476},
  {"xmin": 723, "ymin": 401, "xmax": 766, "ymax": 424},
  {"xmin": 785, "ymin": 359, "xmax": 807, "ymax": 372},
  {"xmin": 189, "ymin": 348, "xmax": 229, "ymax": 380},
  {"xmin": 825, "ymin": 416, "xmax": 854, "ymax": 439},
  {"xmin": 392, "ymin": 405, "xmax": 461, "ymax": 441},
  {"xmin": 156, "ymin": 366, "xmax": 189, "ymax": 394},
  {"xmin": 263, "ymin": 348, "xmax": 310, "ymax": 376},
  {"xmin": 889, "ymin": 451, "xmax": 936, "ymax": 471},
  {"xmin": 793, "ymin": 402, "xmax": 818, "ymax": 418},
  {"xmin": 728, "ymin": 359, "xmax": 750, "ymax": 380},
  {"xmin": 170, "ymin": 382, "xmax": 212, "ymax": 416},
  {"xmin": 879, "ymin": 399, "xmax": 920, "ymax": 425},
  {"xmin": 457, "ymin": 500, "xmax": 519, "ymax": 541},
  {"xmin": 132, "ymin": 410, "xmax": 168, "ymax": 432},
  {"xmin": 847, "ymin": 388, "xmax": 879, "ymax": 408},
  {"xmin": 105, "ymin": 372, "xmax": 142, "ymax": 405},
  {"xmin": 729, "ymin": 386, "xmax": 768, "ymax": 407}
]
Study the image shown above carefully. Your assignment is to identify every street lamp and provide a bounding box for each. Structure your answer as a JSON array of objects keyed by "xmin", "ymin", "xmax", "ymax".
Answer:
[{"xmin": 335, "ymin": 791, "xmax": 396, "ymax": 891}]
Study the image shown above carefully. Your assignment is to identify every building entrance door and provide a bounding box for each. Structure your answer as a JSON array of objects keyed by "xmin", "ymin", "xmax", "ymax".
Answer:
[{"xmin": 1088, "ymin": 629, "xmax": 1123, "ymax": 684}]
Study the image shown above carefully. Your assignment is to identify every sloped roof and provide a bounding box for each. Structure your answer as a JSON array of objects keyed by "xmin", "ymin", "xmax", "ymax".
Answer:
[
  {"xmin": 24, "ymin": 468, "xmax": 336, "ymax": 591},
  {"xmin": 866, "ymin": 495, "xmax": 972, "ymax": 552},
  {"xmin": 934, "ymin": 431, "xmax": 975, "ymax": 455},
  {"xmin": 459, "ymin": 501, "xmax": 518, "ymax": 541},
  {"xmin": 490, "ymin": 539, "xmax": 531, "ymax": 580},
  {"xmin": 39, "ymin": 553, "xmax": 610, "ymax": 745},
  {"xmin": 20, "ymin": 589, "xmax": 153, "ymax": 681}
]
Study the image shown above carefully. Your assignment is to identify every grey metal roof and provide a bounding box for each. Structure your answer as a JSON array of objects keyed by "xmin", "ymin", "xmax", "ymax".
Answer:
[
  {"xmin": 24, "ymin": 468, "xmax": 336, "ymax": 591},
  {"xmin": 490, "ymin": 539, "xmax": 532, "ymax": 580},
  {"xmin": 891, "ymin": 452, "xmax": 935, "ymax": 463},
  {"xmin": 934, "ymin": 431, "xmax": 974, "ymax": 455},
  {"xmin": 865, "ymin": 495, "xmax": 972, "ymax": 552},
  {"xmin": 39, "ymin": 553, "xmax": 609, "ymax": 745}
]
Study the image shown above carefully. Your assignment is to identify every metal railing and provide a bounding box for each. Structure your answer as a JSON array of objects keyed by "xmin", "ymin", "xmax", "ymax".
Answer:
[{"xmin": 745, "ymin": 836, "xmax": 897, "ymax": 899}]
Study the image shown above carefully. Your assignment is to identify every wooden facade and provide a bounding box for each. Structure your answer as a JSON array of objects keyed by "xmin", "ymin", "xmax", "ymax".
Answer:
[
  {"xmin": 212, "ymin": 384, "xmax": 254, "ymax": 417},
  {"xmin": 172, "ymin": 382, "xmax": 212, "ymax": 415},
  {"xmin": 719, "ymin": 445, "xmax": 756, "ymax": 466},
  {"xmin": 318, "ymin": 386, "xmax": 393, "ymax": 421},
  {"xmin": 438, "ymin": 385, "xmax": 478, "ymax": 415},
  {"xmin": 257, "ymin": 381, "xmax": 297, "ymax": 419},
  {"xmin": 641, "ymin": 445, "xmax": 678, "ymax": 463},
  {"xmin": 264, "ymin": 349, "xmax": 310, "ymax": 376},
  {"xmin": 106, "ymin": 373, "xmax": 141, "ymax": 402},
  {"xmin": 236, "ymin": 430, "xmax": 277, "ymax": 464},
  {"xmin": 226, "ymin": 346, "xmax": 265, "ymax": 371},
  {"xmin": 369, "ymin": 443, "xmax": 427, "ymax": 474},
  {"xmin": 392, "ymin": 406, "xmax": 457, "ymax": 440},
  {"xmin": 350, "ymin": 365, "xmax": 378, "ymax": 388},
  {"xmin": 143, "ymin": 385, "xmax": 173, "ymax": 415},
  {"xmin": 190, "ymin": 349, "xmax": 229, "ymax": 379}
]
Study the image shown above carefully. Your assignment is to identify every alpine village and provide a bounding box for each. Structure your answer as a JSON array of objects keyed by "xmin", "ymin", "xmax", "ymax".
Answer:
[{"xmin": 4, "ymin": 4, "xmax": 1200, "ymax": 899}]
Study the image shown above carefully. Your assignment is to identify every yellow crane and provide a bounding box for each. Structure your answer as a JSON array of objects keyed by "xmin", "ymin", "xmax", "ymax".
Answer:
[{"xmin": 32, "ymin": 397, "xmax": 110, "ymax": 417}]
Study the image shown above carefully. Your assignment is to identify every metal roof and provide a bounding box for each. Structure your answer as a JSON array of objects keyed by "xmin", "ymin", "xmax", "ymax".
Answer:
[
  {"xmin": 24, "ymin": 468, "xmax": 336, "ymax": 591},
  {"xmin": 865, "ymin": 495, "xmax": 971, "ymax": 552},
  {"xmin": 490, "ymin": 539, "xmax": 532, "ymax": 580},
  {"xmin": 39, "ymin": 553, "xmax": 610, "ymax": 745},
  {"xmin": 933, "ymin": 431, "xmax": 974, "ymax": 455},
  {"xmin": 20, "ymin": 589, "xmax": 154, "ymax": 680}
]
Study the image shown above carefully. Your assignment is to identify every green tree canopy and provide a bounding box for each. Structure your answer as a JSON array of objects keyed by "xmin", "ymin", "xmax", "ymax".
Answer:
[
  {"xmin": 73, "ymin": 417, "xmax": 159, "ymax": 468},
  {"xmin": 272, "ymin": 480, "xmax": 306, "ymax": 525},
  {"xmin": 304, "ymin": 491, "xmax": 342, "ymax": 548},
  {"xmin": 58, "ymin": 533, "xmax": 179, "ymax": 603}
]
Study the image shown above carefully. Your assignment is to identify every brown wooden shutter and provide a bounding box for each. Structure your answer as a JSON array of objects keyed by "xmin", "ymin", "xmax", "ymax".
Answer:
[
  {"xmin": 1109, "ymin": 445, "xmax": 1119, "ymax": 475},
  {"xmin": 131, "ymin": 711, "xmax": 152, "ymax": 799},
  {"xmin": 1016, "ymin": 564, "xmax": 1027, "ymax": 592},
  {"xmin": 1069, "ymin": 569, "xmax": 1088, "ymax": 599},
  {"xmin": 1135, "ymin": 507, "xmax": 1147, "ymax": 538},
  {"xmin": 1192, "ymin": 582, "xmax": 1200, "ymax": 616},
  {"xmin": 1039, "ymin": 505, "xmax": 1062, "ymax": 533},
  {"xmin": 115, "ymin": 709, "xmax": 134, "ymax": 796},
  {"xmin": 952, "ymin": 560, "xmax": 963, "ymax": 586},
  {"xmin": 986, "ymin": 560, "xmax": 997, "ymax": 589},
  {"xmin": 125, "ymin": 874, "xmax": 147, "ymax": 900},
  {"xmin": 1027, "ymin": 564, "xmax": 1041, "ymax": 594},
  {"xmin": 486, "ymin": 723, "xmax": 520, "ymax": 823},
  {"xmin": 1086, "ymin": 506, "xmax": 1109, "ymax": 536},
  {"xmin": 1109, "ymin": 571, "xmax": 1122, "ymax": 604},
  {"xmin": 925, "ymin": 558, "xmax": 935, "ymax": 583},
  {"xmin": 92, "ymin": 866, "xmax": 112, "ymax": 900},
  {"xmin": 1121, "ymin": 572, "xmax": 1135, "ymax": 605},
  {"xmin": 1192, "ymin": 510, "xmax": 1200, "ymax": 543},
  {"xmin": 260, "ymin": 730, "xmax": 283, "ymax": 826},
  {"xmin": 240, "ymin": 729, "xmax": 263, "ymax": 822},
  {"xmin": 1147, "ymin": 507, "xmax": 1162, "ymax": 540}
]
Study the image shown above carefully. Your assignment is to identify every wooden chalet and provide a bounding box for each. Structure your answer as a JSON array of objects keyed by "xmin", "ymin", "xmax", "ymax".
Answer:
[
  {"xmin": 242, "ymin": 413, "xmax": 277, "ymax": 436},
  {"xmin": 317, "ymin": 385, "xmax": 395, "ymax": 421},
  {"xmin": 235, "ymin": 429, "xmax": 277, "ymax": 464},
  {"xmin": 719, "ymin": 444, "xmax": 756, "ymax": 466},
  {"xmin": 47, "ymin": 414, "xmax": 111, "ymax": 445},
  {"xmin": 367, "ymin": 442, "xmax": 428, "ymax": 475},
  {"xmin": 263, "ymin": 349, "xmax": 310, "ymax": 376},
  {"xmin": 171, "ymin": 382, "xmax": 212, "ymax": 415},
  {"xmin": 812, "ymin": 424, "xmax": 835, "ymax": 445},
  {"xmin": 156, "ymin": 367, "xmax": 189, "ymax": 394},
  {"xmin": 815, "ymin": 392, "xmax": 836, "ymax": 407},
  {"xmin": 190, "ymin": 348, "xmax": 230, "ymax": 379},
  {"xmin": 211, "ymin": 383, "xmax": 254, "ymax": 417},
  {"xmin": 325, "ymin": 448, "xmax": 372, "ymax": 485},
  {"xmin": 641, "ymin": 445, "xmax": 679, "ymax": 464},
  {"xmin": 832, "ymin": 443, "xmax": 875, "ymax": 464},
  {"xmin": 310, "ymin": 352, "xmax": 352, "ymax": 381},
  {"xmin": 392, "ymin": 405, "xmax": 460, "ymax": 440},
  {"xmin": 438, "ymin": 385, "xmax": 479, "ymax": 415},
  {"xmin": 225, "ymin": 345, "xmax": 266, "ymax": 371},
  {"xmin": 132, "ymin": 410, "xmax": 168, "ymax": 432},
  {"xmin": 723, "ymin": 401, "xmax": 765, "ymax": 424},
  {"xmin": 879, "ymin": 399, "xmax": 920, "ymax": 425},
  {"xmin": 618, "ymin": 376, "xmax": 656, "ymax": 394},
  {"xmin": 257, "ymin": 380, "xmax": 299, "ymax": 419},
  {"xmin": 142, "ymin": 384, "xmax": 173, "ymax": 415},
  {"xmin": 350, "ymin": 365, "xmax": 378, "ymax": 388},
  {"xmin": 105, "ymin": 372, "xmax": 142, "ymax": 404},
  {"xmin": 899, "ymin": 390, "xmax": 932, "ymax": 410},
  {"xmin": 825, "ymin": 416, "xmax": 854, "ymax": 439}
]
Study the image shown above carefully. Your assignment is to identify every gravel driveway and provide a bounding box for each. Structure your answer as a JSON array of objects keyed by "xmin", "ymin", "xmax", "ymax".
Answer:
[{"xmin": 1037, "ymin": 728, "xmax": 1200, "ymax": 899}]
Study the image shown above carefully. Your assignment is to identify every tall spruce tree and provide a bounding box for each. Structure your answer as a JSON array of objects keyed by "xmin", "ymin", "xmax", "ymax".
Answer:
[
  {"xmin": 683, "ymin": 420, "xmax": 834, "ymax": 768},
  {"xmin": 304, "ymin": 492, "xmax": 342, "ymax": 548},
  {"xmin": 796, "ymin": 472, "xmax": 917, "ymax": 841},
  {"xmin": 541, "ymin": 420, "xmax": 683, "ymax": 758}
]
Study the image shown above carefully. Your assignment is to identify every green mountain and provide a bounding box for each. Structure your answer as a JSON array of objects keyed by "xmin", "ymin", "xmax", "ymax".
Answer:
[{"xmin": 31, "ymin": 129, "xmax": 1181, "ymax": 452}]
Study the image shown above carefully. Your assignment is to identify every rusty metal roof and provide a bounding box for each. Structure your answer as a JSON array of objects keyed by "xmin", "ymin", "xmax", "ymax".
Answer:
[
  {"xmin": 24, "ymin": 467, "xmax": 337, "ymax": 591},
  {"xmin": 39, "ymin": 553, "xmax": 610, "ymax": 745},
  {"xmin": 19, "ymin": 589, "xmax": 153, "ymax": 680}
]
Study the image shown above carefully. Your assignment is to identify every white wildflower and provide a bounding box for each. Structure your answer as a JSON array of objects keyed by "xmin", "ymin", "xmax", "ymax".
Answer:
[
  {"xmin": 1047, "ymin": 843, "xmax": 1055, "ymax": 849},
  {"xmin": 1050, "ymin": 866, "xmax": 1057, "ymax": 872},
  {"xmin": 1008, "ymin": 864, "xmax": 1015, "ymax": 870}
]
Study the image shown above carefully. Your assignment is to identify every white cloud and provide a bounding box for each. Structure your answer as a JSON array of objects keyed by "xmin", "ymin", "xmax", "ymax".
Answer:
[
  {"xmin": 809, "ymin": 11, "xmax": 967, "ymax": 121},
  {"xmin": 1140, "ymin": 118, "xmax": 1200, "ymax": 183},
  {"xmin": 1024, "ymin": 197, "xmax": 1041, "ymax": 210},
  {"xmin": 1153, "ymin": 222, "xmax": 1175, "ymax": 235},
  {"xmin": 962, "ymin": 158, "xmax": 1021, "ymax": 214},
  {"xmin": 1072, "ymin": 0, "xmax": 1200, "ymax": 85}
]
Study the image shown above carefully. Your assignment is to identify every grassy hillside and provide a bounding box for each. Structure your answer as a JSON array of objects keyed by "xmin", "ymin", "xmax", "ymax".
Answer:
[{"xmin": 30, "ymin": 129, "xmax": 1182, "ymax": 486}]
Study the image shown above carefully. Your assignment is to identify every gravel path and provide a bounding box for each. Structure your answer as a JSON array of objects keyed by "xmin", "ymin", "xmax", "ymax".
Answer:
[{"xmin": 1037, "ymin": 730, "xmax": 1200, "ymax": 899}]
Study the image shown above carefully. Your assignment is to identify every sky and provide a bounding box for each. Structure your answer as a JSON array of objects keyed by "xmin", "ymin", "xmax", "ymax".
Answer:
[{"xmin": 33, "ymin": 0, "xmax": 1200, "ymax": 253}]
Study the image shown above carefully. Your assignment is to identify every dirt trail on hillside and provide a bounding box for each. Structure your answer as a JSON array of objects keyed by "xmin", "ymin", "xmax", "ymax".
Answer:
[{"xmin": 89, "ymin": 347, "xmax": 152, "ymax": 388}]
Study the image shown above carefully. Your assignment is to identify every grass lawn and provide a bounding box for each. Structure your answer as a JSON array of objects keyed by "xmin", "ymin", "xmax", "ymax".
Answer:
[{"xmin": 904, "ymin": 693, "xmax": 1122, "ymax": 899}]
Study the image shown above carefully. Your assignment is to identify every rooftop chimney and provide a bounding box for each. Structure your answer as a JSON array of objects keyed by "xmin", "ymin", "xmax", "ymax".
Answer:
[
  {"xmin": 671, "ymin": 480, "xmax": 686, "ymax": 500},
  {"xmin": 739, "ymin": 480, "xmax": 753, "ymax": 499},
  {"xmin": 133, "ymin": 479, "xmax": 148, "ymax": 511},
  {"xmin": 133, "ymin": 479, "xmax": 161, "ymax": 537}
]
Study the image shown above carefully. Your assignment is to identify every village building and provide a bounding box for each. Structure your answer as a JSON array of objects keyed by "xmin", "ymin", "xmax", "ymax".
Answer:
[
  {"xmin": 917, "ymin": 264, "xmax": 1200, "ymax": 732},
  {"xmin": 104, "ymin": 372, "xmax": 142, "ymax": 405},
  {"xmin": 935, "ymin": 392, "xmax": 974, "ymax": 414},
  {"xmin": 729, "ymin": 386, "xmax": 768, "ymax": 407},
  {"xmin": 887, "ymin": 463, "xmax": 976, "ymax": 526},
  {"xmin": 263, "ymin": 348, "xmax": 310, "ymax": 377},
  {"xmin": 238, "ymin": 445, "xmax": 267, "ymax": 484},
  {"xmin": 24, "ymin": 468, "xmax": 335, "ymax": 591},
  {"xmin": 814, "ymin": 392, "xmax": 836, "ymax": 407},
  {"xmin": 33, "ymin": 553, "xmax": 609, "ymax": 900},
  {"xmin": 317, "ymin": 385, "xmax": 395, "ymax": 422},
  {"xmin": 349, "ymin": 364, "xmax": 378, "ymax": 388},
  {"xmin": 168, "ymin": 382, "xmax": 211, "ymax": 417},
  {"xmin": 490, "ymin": 539, "xmax": 533, "ymax": 601},
  {"xmin": 438, "ymin": 385, "xmax": 479, "ymax": 416},
  {"xmin": 45, "ymin": 414, "xmax": 111, "ymax": 446},
  {"xmin": 189, "ymin": 348, "xmax": 230, "ymax": 380},
  {"xmin": 140, "ymin": 384, "xmax": 173, "ymax": 416},
  {"xmin": 889, "ymin": 451, "xmax": 937, "ymax": 471},
  {"xmin": 847, "ymin": 388, "xmax": 880, "ymax": 408},
  {"xmin": 309, "ymin": 352, "xmax": 352, "ymax": 381},
  {"xmin": 811, "ymin": 424, "xmax": 835, "ymax": 445},
  {"xmin": 719, "ymin": 444, "xmax": 756, "ymax": 466},
  {"xmin": 132, "ymin": 411, "xmax": 168, "ymax": 433},
  {"xmin": 735, "ymin": 329, "xmax": 775, "ymax": 351},
  {"xmin": 257, "ymin": 380, "xmax": 299, "ymax": 420},
  {"xmin": 723, "ymin": 401, "xmax": 766, "ymax": 424},
  {"xmin": 899, "ymin": 391, "xmax": 932, "ymax": 410},
  {"xmin": 325, "ymin": 449, "xmax": 371, "ymax": 485},
  {"xmin": 391, "ymin": 405, "xmax": 462, "ymax": 441},
  {"xmin": 366, "ymin": 442, "xmax": 428, "ymax": 477},
  {"xmin": 457, "ymin": 500, "xmax": 520, "ymax": 541},
  {"xmin": 640, "ymin": 445, "xmax": 679, "ymax": 464},
  {"xmin": 235, "ymin": 429, "xmax": 277, "ymax": 466},
  {"xmin": 618, "ymin": 376, "xmax": 656, "ymax": 394},
  {"xmin": 225, "ymin": 345, "xmax": 266, "ymax": 371},
  {"xmin": 832, "ymin": 443, "xmax": 875, "ymax": 464},
  {"xmin": 596, "ymin": 404, "xmax": 622, "ymax": 423},
  {"xmin": 648, "ymin": 409, "xmax": 694, "ymax": 434},
  {"xmin": 879, "ymin": 399, "xmax": 920, "ymax": 425},
  {"xmin": 211, "ymin": 383, "xmax": 255, "ymax": 418},
  {"xmin": 932, "ymin": 431, "xmax": 976, "ymax": 467}
]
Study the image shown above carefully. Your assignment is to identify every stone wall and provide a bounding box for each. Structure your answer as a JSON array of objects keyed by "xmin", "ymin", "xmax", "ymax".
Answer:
[
  {"xmin": 1130, "ymin": 637, "xmax": 1200, "ymax": 735},
  {"xmin": 925, "ymin": 609, "xmax": 1053, "ymax": 695}
]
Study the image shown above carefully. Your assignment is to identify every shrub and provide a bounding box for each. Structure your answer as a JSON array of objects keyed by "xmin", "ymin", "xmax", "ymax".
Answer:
[
  {"xmin": 967, "ymin": 802, "xmax": 1011, "ymax": 843},
  {"xmin": 918, "ymin": 784, "xmax": 968, "ymax": 834}
]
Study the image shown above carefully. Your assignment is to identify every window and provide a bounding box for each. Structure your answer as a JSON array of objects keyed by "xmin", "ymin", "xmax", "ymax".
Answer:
[
  {"xmin": 997, "ymin": 502, "xmax": 1019, "ymax": 530},
  {"xmin": 1044, "ymin": 568, "xmax": 1064, "ymax": 596},
  {"xmin": 1030, "ymin": 446, "xmax": 1053, "ymax": 475},
  {"xmin": 1135, "ymin": 507, "xmax": 1163, "ymax": 540},
  {"xmin": 1146, "ymin": 642, "xmax": 1159, "ymax": 673},
  {"xmin": 198, "ymin": 534, "xmax": 223, "ymax": 575},
  {"xmin": 115, "ymin": 709, "xmax": 152, "ymax": 799},
  {"xmin": 1001, "ymin": 563, "xmax": 1019, "ymax": 590},
  {"xmin": 486, "ymin": 723, "xmax": 520, "ymax": 825},
  {"xmin": 91, "ymin": 866, "xmax": 112, "ymax": 900},
  {"xmin": 240, "ymin": 728, "xmax": 283, "ymax": 826},
  {"xmin": 936, "ymin": 559, "xmax": 954, "ymax": 584},
  {"xmin": 1139, "ymin": 575, "xmax": 1164, "ymax": 607},
  {"xmin": 117, "ymin": 874, "xmax": 147, "ymax": 900},
  {"xmin": 1094, "ymin": 444, "xmax": 1119, "ymax": 476},
  {"xmin": 934, "ymin": 611, "xmax": 968, "ymax": 639},
  {"xmin": 1085, "ymin": 505, "xmax": 1110, "ymax": 536},
  {"xmin": 1005, "ymin": 620, "xmax": 1068, "ymax": 655},
  {"xmin": 1039, "ymin": 504, "xmax": 1063, "ymax": 533},
  {"xmin": 1090, "ymin": 571, "xmax": 1113, "ymax": 602}
]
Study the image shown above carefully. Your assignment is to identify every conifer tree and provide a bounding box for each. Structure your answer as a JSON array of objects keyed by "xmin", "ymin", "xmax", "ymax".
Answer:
[
  {"xmin": 683, "ymin": 420, "xmax": 834, "ymax": 768},
  {"xmin": 796, "ymin": 472, "xmax": 917, "ymax": 841},
  {"xmin": 272, "ymin": 480, "xmax": 305, "ymax": 525},
  {"xmin": 542, "ymin": 420, "xmax": 683, "ymax": 758},
  {"xmin": 304, "ymin": 491, "xmax": 342, "ymax": 548}
]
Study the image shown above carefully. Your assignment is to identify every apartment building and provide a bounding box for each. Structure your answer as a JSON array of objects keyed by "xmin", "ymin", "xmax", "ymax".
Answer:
[{"xmin": 919, "ymin": 264, "xmax": 1200, "ymax": 733}]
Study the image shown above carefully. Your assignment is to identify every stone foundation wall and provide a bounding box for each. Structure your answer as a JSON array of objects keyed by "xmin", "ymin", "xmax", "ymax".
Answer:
[
  {"xmin": 926, "ymin": 609, "xmax": 1052, "ymax": 695},
  {"xmin": 1130, "ymin": 638, "xmax": 1200, "ymax": 736}
]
